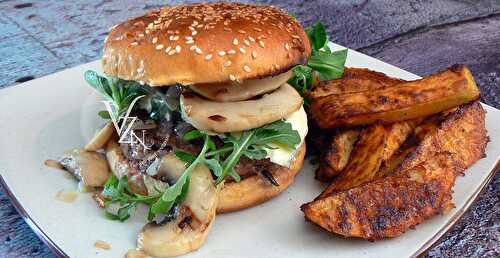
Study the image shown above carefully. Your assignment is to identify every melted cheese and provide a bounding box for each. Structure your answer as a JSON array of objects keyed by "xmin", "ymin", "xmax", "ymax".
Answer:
[{"xmin": 266, "ymin": 106, "xmax": 308, "ymax": 167}]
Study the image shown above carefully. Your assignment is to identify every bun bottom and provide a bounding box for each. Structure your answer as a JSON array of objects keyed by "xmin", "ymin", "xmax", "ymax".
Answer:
[{"xmin": 216, "ymin": 144, "xmax": 306, "ymax": 213}]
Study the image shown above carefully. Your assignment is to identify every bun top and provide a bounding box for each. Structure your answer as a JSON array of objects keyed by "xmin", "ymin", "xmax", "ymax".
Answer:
[{"xmin": 102, "ymin": 2, "xmax": 311, "ymax": 86}]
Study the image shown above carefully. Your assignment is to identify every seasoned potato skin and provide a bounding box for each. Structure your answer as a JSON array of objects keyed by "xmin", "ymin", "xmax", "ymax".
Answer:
[
  {"xmin": 309, "ymin": 67, "xmax": 405, "ymax": 98},
  {"xmin": 302, "ymin": 154, "xmax": 456, "ymax": 240},
  {"xmin": 315, "ymin": 129, "xmax": 360, "ymax": 182},
  {"xmin": 302, "ymin": 102, "xmax": 488, "ymax": 240},
  {"xmin": 318, "ymin": 119, "xmax": 418, "ymax": 197},
  {"xmin": 310, "ymin": 65, "xmax": 480, "ymax": 129}
]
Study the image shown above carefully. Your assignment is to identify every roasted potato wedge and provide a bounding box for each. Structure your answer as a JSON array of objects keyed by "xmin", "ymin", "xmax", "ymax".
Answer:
[
  {"xmin": 310, "ymin": 65, "xmax": 480, "ymax": 129},
  {"xmin": 315, "ymin": 129, "xmax": 360, "ymax": 182},
  {"xmin": 318, "ymin": 120, "xmax": 418, "ymax": 198},
  {"xmin": 396, "ymin": 101, "xmax": 488, "ymax": 176},
  {"xmin": 302, "ymin": 153, "xmax": 456, "ymax": 240},
  {"xmin": 309, "ymin": 67, "xmax": 405, "ymax": 98},
  {"xmin": 303, "ymin": 101, "xmax": 488, "ymax": 240}
]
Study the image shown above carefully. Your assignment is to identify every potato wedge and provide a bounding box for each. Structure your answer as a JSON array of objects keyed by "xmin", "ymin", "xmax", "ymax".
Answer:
[
  {"xmin": 318, "ymin": 119, "xmax": 418, "ymax": 198},
  {"xmin": 309, "ymin": 67, "xmax": 405, "ymax": 98},
  {"xmin": 315, "ymin": 129, "xmax": 360, "ymax": 182},
  {"xmin": 396, "ymin": 101, "xmax": 488, "ymax": 176},
  {"xmin": 302, "ymin": 102, "xmax": 488, "ymax": 240},
  {"xmin": 310, "ymin": 65, "xmax": 480, "ymax": 129},
  {"xmin": 302, "ymin": 153, "xmax": 456, "ymax": 240}
]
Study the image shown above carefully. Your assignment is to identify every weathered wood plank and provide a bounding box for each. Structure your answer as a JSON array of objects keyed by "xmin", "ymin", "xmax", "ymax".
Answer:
[{"xmin": 0, "ymin": 1, "xmax": 498, "ymax": 258}]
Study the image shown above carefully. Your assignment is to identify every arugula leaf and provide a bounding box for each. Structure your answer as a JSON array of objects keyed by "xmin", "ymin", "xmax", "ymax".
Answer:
[
  {"xmin": 174, "ymin": 150, "xmax": 196, "ymax": 164},
  {"xmin": 84, "ymin": 70, "xmax": 146, "ymax": 118},
  {"xmin": 306, "ymin": 22, "xmax": 328, "ymax": 52},
  {"xmin": 182, "ymin": 120, "xmax": 300, "ymax": 185},
  {"xmin": 308, "ymin": 49, "xmax": 348, "ymax": 81},
  {"xmin": 288, "ymin": 21, "xmax": 348, "ymax": 102},
  {"xmin": 149, "ymin": 134, "xmax": 211, "ymax": 219},
  {"xmin": 101, "ymin": 174, "xmax": 161, "ymax": 222}
]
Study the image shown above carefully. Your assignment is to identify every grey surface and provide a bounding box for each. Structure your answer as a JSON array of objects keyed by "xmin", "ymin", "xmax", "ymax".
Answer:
[{"xmin": 0, "ymin": 1, "xmax": 499, "ymax": 257}]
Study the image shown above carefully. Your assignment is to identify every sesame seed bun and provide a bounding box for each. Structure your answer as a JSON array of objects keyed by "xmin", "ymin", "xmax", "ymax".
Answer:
[
  {"xmin": 102, "ymin": 2, "xmax": 311, "ymax": 86},
  {"xmin": 217, "ymin": 143, "xmax": 306, "ymax": 213}
]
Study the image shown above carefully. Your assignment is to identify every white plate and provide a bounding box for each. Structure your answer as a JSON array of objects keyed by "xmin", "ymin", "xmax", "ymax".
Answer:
[{"xmin": 0, "ymin": 44, "xmax": 498, "ymax": 258}]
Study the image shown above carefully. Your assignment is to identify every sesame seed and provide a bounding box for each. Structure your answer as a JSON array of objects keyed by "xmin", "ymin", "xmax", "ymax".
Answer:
[
  {"xmin": 218, "ymin": 51, "xmax": 226, "ymax": 56},
  {"xmin": 285, "ymin": 43, "xmax": 290, "ymax": 51},
  {"xmin": 192, "ymin": 20, "xmax": 199, "ymax": 26},
  {"xmin": 189, "ymin": 26, "xmax": 195, "ymax": 31},
  {"xmin": 138, "ymin": 33, "xmax": 145, "ymax": 37},
  {"xmin": 152, "ymin": 37, "xmax": 158, "ymax": 43},
  {"xmin": 252, "ymin": 51, "xmax": 257, "ymax": 59},
  {"xmin": 205, "ymin": 54, "xmax": 213, "ymax": 60},
  {"xmin": 244, "ymin": 40, "xmax": 250, "ymax": 46},
  {"xmin": 197, "ymin": 24, "xmax": 203, "ymax": 28},
  {"xmin": 131, "ymin": 42, "xmax": 138, "ymax": 46},
  {"xmin": 195, "ymin": 47, "xmax": 203, "ymax": 54},
  {"xmin": 229, "ymin": 74, "xmax": 236, "ymax": 81},
  {"xmin": 233, "ymin": 38, "xmax": 239, "ymax": 45},
  {"xmin": 192, "ymin": 31, "xmax": 198, "ymax": 36},
  {"xmin": 190, "ymin": 45, "xmax": 197, "ymax": 51},
  {"xmin": 186, "ymin": 40, "xmax": 194, "ymax": 44},
  {"xmin": 243, "ymin": 65, "xmax": 252, "ymax": 72},
  {"xmin": 224, "ymin": 60, "xmax": 232, "ymax": 67},
  {"xmin": 224, "ymin": 27, "xmax": 232, "ymax": 32},
  {"xmin": 145, "ymin": 29, "xmax": 150, "ymax": 34},
  {"xmin": 291, "ymin": 35, "xmax": 300, "ymax": 39},
  {"xmin": 238, "ymin": 30, "xmax": 246, "ymax": 34},
  {"xmin": 227, "ymin": 49, "xmax": 236, "ymax": 54},
  {"xmin": 239, "ymin": 47, "xmax": 246, "ymax": 54},
  {"xmin": 175, "ymin": 45, "xmax": 181, "ymax": 53},
  {"xmin": 168, "ymin": 50, "xmax": 176, "ymax": 55},
  {"xmin": 248, "ymin": 36, "xmax": 255, "ymax": 42},
  {"xmin": 253, "ymin": 27, "xmax": 262, "ymax": 32},
  {"xmin": 259, "ymin": 40, "xmax": 265, "ymax": 48},
  {"xmin": 156, "ymin": 44, "xmax": 164, "ymax": 50},
  {"xmin": 185, "ymin": 36, "xmax": 193, "ymax": 41},
  {"xmin": 165, "ymin": 46, "xmax": 172, "ymax": 52}
]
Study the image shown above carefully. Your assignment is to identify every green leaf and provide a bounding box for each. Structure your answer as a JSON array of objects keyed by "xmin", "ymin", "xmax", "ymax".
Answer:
[
  {"xmin": 149, "ymin": 135, "xmax": 211, "ymax": 219},
  {"xmin": 255, "ymin": 120, "xmax": 301, "ymax": 149},
  {"xmin": 308, "ymin": 49, "xmax": 347, "ymax": 81},
  {"xmin": 183, "ymin": 130, "xmax": 204, "ymax": 141},
  {"xmin": 307, "ymin": 22, "xmax": 328, "ymax": 51},
  {"xmin": 203, "ymin": 158, "xmax": 223, "ymax": 177},
  {"xmin": 98, "ymin": 110, "xmax": 111, "ymax": 119},
  {"xmin": 287, "ymin": 21, "xmax": 348, "ymax": 100},
  {"xmin": 175, "ymin": 150, "xmax": 196, "ymax": 164}
]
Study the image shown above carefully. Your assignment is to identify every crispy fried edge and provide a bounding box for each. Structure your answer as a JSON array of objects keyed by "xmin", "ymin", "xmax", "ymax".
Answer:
[
  {"xmin": 310, "ymin": 65, "xmax": 480, "ymax": 129},
  {"xmin": 315, "ymin": 129, "xmax": 360, "ymax": 182},
  {"xmin": 318, "ymin": 120, "xmax": 418, "ymax": 198},
  {"xmin": 302, "ymin": 101, "xmax": 488, "ymax": 240}
]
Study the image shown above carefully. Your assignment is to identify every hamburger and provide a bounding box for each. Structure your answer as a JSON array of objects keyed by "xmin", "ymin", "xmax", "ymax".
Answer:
[
  {"xmin": 53, "ymin": 2, "xmax": 349, "ymax": 256},
  {"xmin": 93, "ymin": 1, "xmax": 311, "ymax": 216}
]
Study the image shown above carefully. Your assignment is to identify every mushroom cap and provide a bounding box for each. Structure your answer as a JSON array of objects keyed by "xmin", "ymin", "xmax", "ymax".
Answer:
[{"xmin": 102, "ymin": 2, "xmax": 311, "ymax": 86}]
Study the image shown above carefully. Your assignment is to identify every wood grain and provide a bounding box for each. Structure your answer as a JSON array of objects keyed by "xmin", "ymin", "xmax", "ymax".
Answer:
[{"xmin": 0, "ymin": 1, "xmax": 498, "ymax": 257}]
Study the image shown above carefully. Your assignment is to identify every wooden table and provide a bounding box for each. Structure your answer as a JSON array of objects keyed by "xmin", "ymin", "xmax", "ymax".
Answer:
[{"xmin": 0, "ymin": 1, "xmax": 498, "ymax": 257}]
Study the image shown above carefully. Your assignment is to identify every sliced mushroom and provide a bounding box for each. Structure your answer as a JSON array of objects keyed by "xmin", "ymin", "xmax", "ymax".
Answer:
[
  {"xmin": 138, "ymin": 154, "xmax": 218, "ymax": 258},
  {"xmin": 190, "ymin": 70, "xmax": 294, "ymax": 102},
  {"xmin": 59, "ymin": 149, "xmax": 110, "ymax": 187},
  {"xmin": 84, "ymin": 123, "xmax": 115, "ymax": 151},
  {"xmin": 105, "ymin": 141, "xmax": 167, "ymax": 196},
  {"xmin": 180, "ymin": 83, "xmax": 303, "ymax": 134}
]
